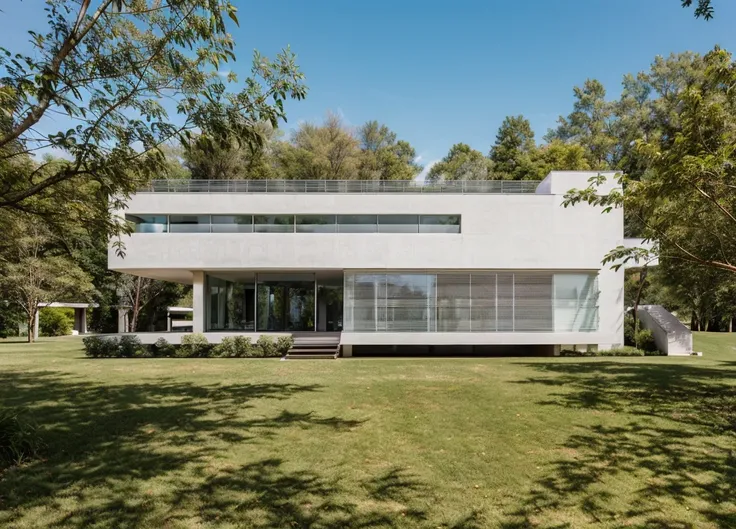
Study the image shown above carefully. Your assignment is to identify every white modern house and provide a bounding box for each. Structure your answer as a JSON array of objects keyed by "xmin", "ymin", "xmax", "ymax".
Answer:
[{"xmin": 108, "ymin": 171, "xmax": 627, "ymax": 356}]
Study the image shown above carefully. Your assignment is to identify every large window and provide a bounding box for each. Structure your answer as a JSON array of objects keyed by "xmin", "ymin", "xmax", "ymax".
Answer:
[
  {"xmin": 344, "ymin": 271, "xmax": 598, "ymax": 333},
  {"xmin": 212, "ymin": 215, "xmax": 253, "ymax": 233},
  {"xmin": 129, "ymin": 214, "xmax": 462, "ymax": 234},
  {"xmin": 126, "ymin": 214, "xmax": 168, "ymax": 233},
  {"xmin": 169, "ymin": 215, "xmax": 211, "ymax": 233}
]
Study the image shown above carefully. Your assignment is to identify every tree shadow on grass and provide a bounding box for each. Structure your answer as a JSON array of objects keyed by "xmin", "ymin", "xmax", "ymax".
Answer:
[
  {"xmin": 501, "ymin": 361, "xmax": 736, "ymax": 528},
  {"xmin": 0, "ymin": 371, "xmax": 481, "ymax": 528}
]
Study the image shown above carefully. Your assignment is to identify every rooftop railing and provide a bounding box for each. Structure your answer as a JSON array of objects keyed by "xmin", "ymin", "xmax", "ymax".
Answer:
[{"xmin": 140, "ymin": 179, "xmax": 541, "ymax": 194}]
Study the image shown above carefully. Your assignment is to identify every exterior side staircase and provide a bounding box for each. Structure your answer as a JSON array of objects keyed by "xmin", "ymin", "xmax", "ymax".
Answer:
[
  {"xmin": 285, "ymin": 334, "xmax": 341, "ymax": 359},
  {"xmin": 637, "ymin": 305, "xmax": 693, "ymax": 356}
]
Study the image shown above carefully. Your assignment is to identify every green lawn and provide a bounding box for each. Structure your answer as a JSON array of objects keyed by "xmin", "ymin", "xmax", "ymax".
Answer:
[{"xmin": 0, "ymin": 335, "xmax": 734, "ymax": 528}]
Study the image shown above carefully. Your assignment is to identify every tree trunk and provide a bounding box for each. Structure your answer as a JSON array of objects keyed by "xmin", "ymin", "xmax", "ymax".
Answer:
[
  {"xmin": 27, "ymin": 309, "xmax": 35, "ymax": 343},
  {"xmin": 130, "ymin": 276, "xmax": 143, "ymax": 332},
  {"xmin": 632, "ymin": 267, "xmax": 648, "ymax": 335}
]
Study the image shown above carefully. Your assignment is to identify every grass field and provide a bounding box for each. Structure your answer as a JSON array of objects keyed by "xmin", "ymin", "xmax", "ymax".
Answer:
[{"xmin": 0, "ymin": 334, "xmax": 734, "ymax": 528}]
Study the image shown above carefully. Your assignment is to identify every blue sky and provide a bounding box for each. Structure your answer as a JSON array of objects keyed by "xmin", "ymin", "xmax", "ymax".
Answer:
[{"xmin": 3, "ymin": 1, "xmax": 736, "ymax": 177}]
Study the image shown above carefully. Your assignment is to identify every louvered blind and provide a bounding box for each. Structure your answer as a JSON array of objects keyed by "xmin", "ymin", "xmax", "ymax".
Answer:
[{"xmin": 344, "ymin": 271, "xmax": 598, "ymax": 333}]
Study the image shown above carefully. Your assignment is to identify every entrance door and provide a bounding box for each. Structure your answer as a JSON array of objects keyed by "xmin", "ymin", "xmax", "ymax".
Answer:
[{"xmin": 256, "ymin": 281, "xmax": 315, "ymax": 331}]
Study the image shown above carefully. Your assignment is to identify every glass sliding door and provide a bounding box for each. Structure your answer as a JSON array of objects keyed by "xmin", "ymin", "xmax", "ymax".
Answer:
[
  {"xmin": 206, "ymin": 275, "xmax": 256, "ymax": 331},
  {"xmin": 256, "ymin": 280, "xmax": 315, "ymax": 331}
]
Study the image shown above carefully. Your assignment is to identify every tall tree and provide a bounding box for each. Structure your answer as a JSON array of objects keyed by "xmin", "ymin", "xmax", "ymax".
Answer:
[
  {"xmin": 547, "ymin": 79, "xmax": 616, "ymax": 168},
  {"xmin": 357, "ymin": 121, "xmax": 421, "ymax": 180},
  {"xmin": 0, "ymin": 0, "xmax": 306, "ymax": 241},
  {"xmin": 489, "ymin": 115, "xmax": 538, "ymax": 180},
  {"xmin": 426, "ymin": 143, "xmax": 493, "ymax": 183},
  {"xmin": 564, "ymin": 48, "xmax": 736, "ymax": 277},
  {"xmin": 0, "ymin": 214, "xmax": 94, "ymax": 342}
]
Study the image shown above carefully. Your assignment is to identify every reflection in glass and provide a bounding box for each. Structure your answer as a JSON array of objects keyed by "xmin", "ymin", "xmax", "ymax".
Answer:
[
  {"xmin": 212, "ymin": 215, "xmax": 253, "ymax": 233},
  {"xmin": 378, "ymin": 215, "xmax": 419, "ymax": 233},
  {"xmin": 419, "ymin": 215, "xmax": 461, "ymax": 233},
  {"xmin": 207, "ymin": 275, "xmax": 255, "ymax": 330},
  {"xmin": 254, "ymin": 215, "xmax": 294, "ymax": 233},
  {"xmin": 337, "ymin": 215, "xmax": 378, "ymax": 233},
  {"xmin": 170, "ymin": 215, "xmax": 211, "ymax": 233},
  {"xmin": 257, "ymin": 281, "xmax": 315, "ymax": 331},
  {"xmin": 126, "ymin": 214, "xmax": 168, "ymax": 233},
  {"xmin": 296, "ymin": 215, "xmax": 337, "ymax": 233}
]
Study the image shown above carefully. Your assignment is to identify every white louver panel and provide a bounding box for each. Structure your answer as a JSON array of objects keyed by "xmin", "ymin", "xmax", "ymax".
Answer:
[{"xmin": 344, "ymin": 271, "xmax": 599, "ymax": 333}]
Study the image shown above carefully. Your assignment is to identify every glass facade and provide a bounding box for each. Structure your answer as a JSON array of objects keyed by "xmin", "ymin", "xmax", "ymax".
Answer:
[
  {"xmin": 126, "ymin": 214, "xmax": 168, "ymax": 233},
  {"xmin": 344, "ymin": 271, "xmax": 598, "ymax": 333},
  {"xmin": 208, "ymin": 276, "xmax": 256, "ymax": 331},
  {"xmin": 128, "ymin": 214, "xmax": 461, "ymax": 234}
]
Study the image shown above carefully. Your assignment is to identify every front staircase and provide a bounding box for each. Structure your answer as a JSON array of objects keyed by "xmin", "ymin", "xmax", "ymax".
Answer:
[{"xmin": 285, "ymin": 333, "xmax": 341, "ymax": 359}]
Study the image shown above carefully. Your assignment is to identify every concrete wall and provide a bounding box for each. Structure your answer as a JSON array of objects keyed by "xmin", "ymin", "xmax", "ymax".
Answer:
[
  {"xmin": 637, "ymin": 305, "xmax": 693, "ymax": 356},
  {"xmin": 109, "ymin": 172, "xmax": 624, "ymax": 347}
]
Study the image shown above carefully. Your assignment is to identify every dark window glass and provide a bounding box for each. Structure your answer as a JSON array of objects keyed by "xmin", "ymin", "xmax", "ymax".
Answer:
[
  {"xmin": 337, "ymin": 215, "xmax": 378, "ymax": 233},
  {"xmin": 212, "ymin": 215, "xmax": 253, "ymax": 233},
  {"xmin": 419, "ymin": 215, "xmax": 461, "ymax": 233},
  {"xmin": 296, "ymin": 215, "xmax": 337, "ymax": 233},
  {"xmin": 378, "ymin": 215, "xmax": 419, "ymax": 233},
  {"xmin": 254, "ymin": 215, "xmax": 294, "ymax": 233},
  {"xmin": 126, "ymin": 214, "xmax": 168, "ymax": 233},
  {"xmin": 169, "ymin": 215, "xmax": 210, "ymax": 233}
]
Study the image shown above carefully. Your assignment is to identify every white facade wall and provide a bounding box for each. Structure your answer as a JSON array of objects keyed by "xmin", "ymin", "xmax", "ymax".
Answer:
[{"xmin": 109, "ymin": 172, "xmax": 625, "ymax": 348}]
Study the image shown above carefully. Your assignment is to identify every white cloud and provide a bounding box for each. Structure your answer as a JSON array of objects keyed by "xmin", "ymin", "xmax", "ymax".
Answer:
[
  {"xmin": 217, "ymin": 69, "xmax": 232, "ymax": 78},
  {"xmin": 415, "ymin": 159, "xmax": 440, "ymax": 182}
]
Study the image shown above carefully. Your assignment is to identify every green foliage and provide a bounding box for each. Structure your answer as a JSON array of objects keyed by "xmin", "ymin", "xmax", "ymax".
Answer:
[
  {"xmin": 426, "ymin": 143, "xmax": 493, "ymax": 182},
  {"xmin": 489, "ymin": 115, "xmax": 538, "ymax": 180},
  {"xmin": 635, "ymin": 329, "xmax": 658, "ymax": 353},
  {"xmin": 82, "ymin": 336, "xmax": 120, "ymax": 358},
  {"xmin": 151, "ymin": 338, "xmax": 176, "ymax": 358},
  {"xmin": 0, "ymin": 1, "xmax": 306, "ymax": 243},
  {"xmin": 624, "ymin": 313, "xmax": 637, "ymax": 347},
  {"xmin": 0, "ymin": 408, "xmax": 44, "ymax": 469},
  {"xmin": 560, "ymin": 346, "xmax": 645, "ymax": 357},
  {"xmin": 276, "ymin": 336, "xmax": 295, "ymax": 356},
  {"xmin": 38, "ymin": 308, "xmax": 73, "ymax": 337},
  {"xmin": 213, "ymin": 336, "xmax": 253, "ymax": 358},
  {"xmin": 118, "ymin": 336, "xmax": 145, "ymax": 358},
  {"xmin": 179, "ymin": 333, "xmax": 211, "ymax": 358},
  {"xmin": 682, "ymin": 0, "xmax": 714, "ymax": 19},
  {"xmin": 256, "ymin": 335, "xmax": 279, "ymax": 357}
]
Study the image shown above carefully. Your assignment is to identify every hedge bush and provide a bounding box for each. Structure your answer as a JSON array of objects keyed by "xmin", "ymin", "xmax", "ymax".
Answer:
[
  {"xmin": 82, "ymin": 336, "xmax": 120, "ymax": 358},
  {"xmin": 83, "ymin": 334, "xmax": 297, "ymax": 358},
  {"xmin": 635, "ymin": 328, "xmax": 658, "ymax": 353},
  {"xmin": 560, "ymin": 346, "xmax": 645, "ymax": 357},
  {"xmin": 39, "ymin": 307, "xmax": 73, "ymax": 337},
  {"xmin": 0, "ymin": 408, "xmax": 44, "ymax": 469},
  {"xmin": 213, "ymin": 336, "xmax": 253, "ymax": 358}
]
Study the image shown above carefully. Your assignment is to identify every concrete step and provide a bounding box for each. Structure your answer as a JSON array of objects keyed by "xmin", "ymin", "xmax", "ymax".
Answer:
[
  {"xmin": 285, "ymin": 353, "xmax": 338, "ymax": 360},
  {"xmin": 288, "ymin": 347, "xmax": 340, "ymax": 354}
]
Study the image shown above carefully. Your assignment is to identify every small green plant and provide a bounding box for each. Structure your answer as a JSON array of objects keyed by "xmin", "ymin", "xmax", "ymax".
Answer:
[
  {"xmin": 118, "ymin": 335, "xmax": 144, "ymax": 358},
  {"xmin": 82, "ymin": 336, "xmax": 119, "ymax": 358},
  {"xmin": 597, "ymin": 346, "xmax": 645, "ymax": 357},
  {"xmin": 623, "ymin": 313, "xmax": 636, "ymax": 346},
  {"xmin": 39, "ymin": 307, "xmax": 73, "ymax": 337},
  {"xmin": 0, "ymin": 408, "xmax": 44, "ymax": 469},
  {"xmin": 276, "ymin": 336, "xmax": 294, "ymax": 356},
  {"xmin": 214, "ymin": 336, "xmax": 253, "ymax": 358},
  {"xmin": 179, "ymin": 333, "xmax": 211, "ymax": 357},
  {"xmin": 635, "ymin": 328, "xmax": 658, "ymax": 353},
  {"xmin": 151, "ymin": 337, "xmax": 176, "ymax": 357},
  {"xmin": 256, "ymin": 335, "xmax": 278, "ymax": 357}
]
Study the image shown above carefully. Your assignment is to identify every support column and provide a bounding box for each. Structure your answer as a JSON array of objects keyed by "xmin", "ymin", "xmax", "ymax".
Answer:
[
  {"xmin": 342, "ymin": 344, "xmax": 352, "ymax": 358},
  {"xmin": 80, "ymin": 307, "xmax": 87, "ymax": 334},
  {"xmin": 33, "ymin": 310, "xmax": 40, "ymax": 340},
  {"xmin": 192, "ymin": 271, "xmax": 205, "ymax": 333},
  {"xmin": 117, "ymin": 308, "xmax": 128, "ymax": 333},
  {"xmin": 74, "ymin": 308, "xmax": 82, "ymax": 333}
]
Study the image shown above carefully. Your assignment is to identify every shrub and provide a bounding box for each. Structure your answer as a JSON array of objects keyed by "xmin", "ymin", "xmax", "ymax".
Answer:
[
  {"xmin": 597, "ymin": 346, "xmax": 645, "ymax": 357},
  {"xmin": 179, "ymin": 333, "xmax": 210, "ymax": 357},
  {"xmin": 256, "ymin": 335, "xmax": 278, "ymax": 357},
  {"xmin": 635, "ymin": 329, "xmax": 658, "ymax": 353},
  {"xmin": 39, "ymin": 307, "xmax": 73, "ymax": 337},
  {"xmin": 82, "ymin": 336, "xmax": 119, "ymax": 358},
  {"xmin": 0, "ymin": 408, "xmax": 44, "ymax": 469},
  {"xmin": 276, "ymin": 336, "xmax": 294, "ymax": 356},
  {"xmin": 118, "ymin": 335, "xmax": 144, "ymax": 358},
  {"xmin": 214, "ymin": 336, "xmax": 253, "ymax": 358},
  {"xmin": 623, "ymin": 313, "xmax": 636, "ymax": 347},
  {"xmin": 151, "ymin": 337, "xmax": 176, "ymax": 357}
]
